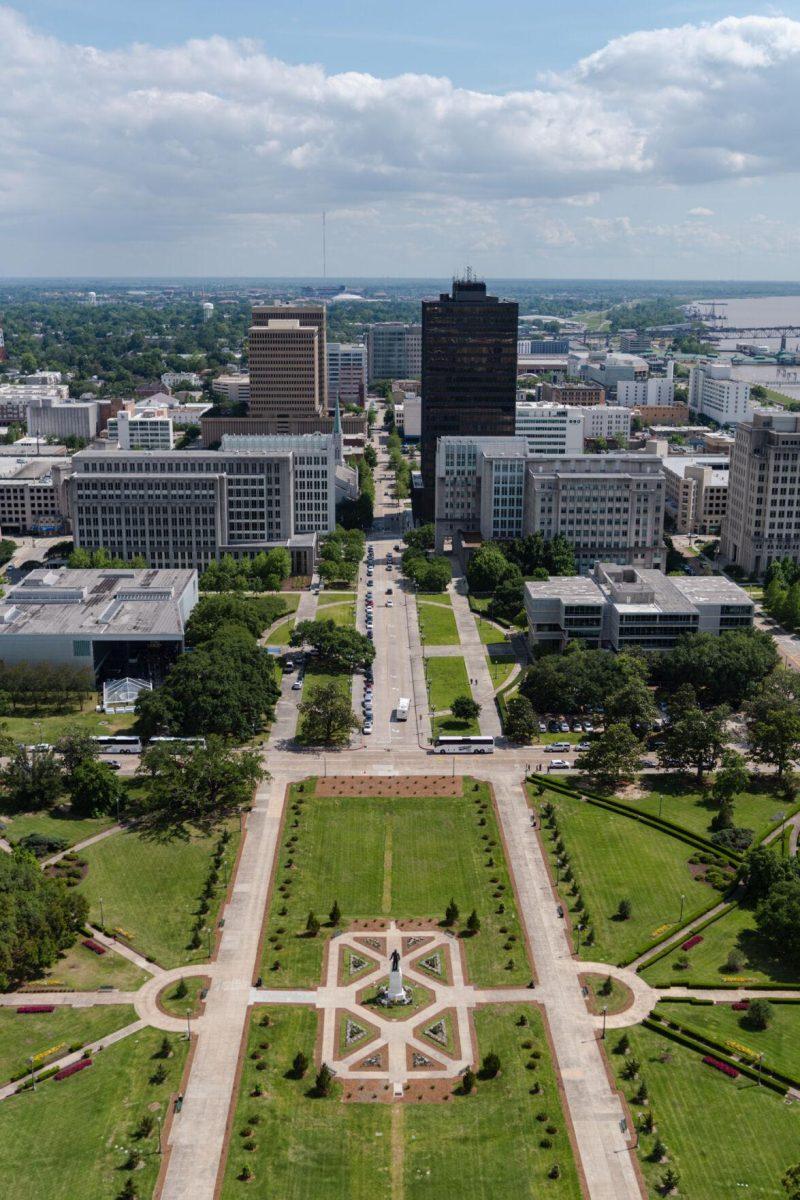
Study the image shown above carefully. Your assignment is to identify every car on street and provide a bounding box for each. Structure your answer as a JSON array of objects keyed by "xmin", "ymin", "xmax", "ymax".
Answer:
[
  {"xmin": 363, "ymin": 721, "xmax": 373, "ymax": 734},
  {"xmin": 548, "ymin": 742, "xmax": 571, "ymax": 752},
  {"xmin": 576, "ymin": 741, "xmax": 591, "ymax": 752},
  {"xmin": 549, "ymin": 759, "xmax": 571, "ymax": 769},
  {"xmin": 292, "ymin": 677, "xmax": 303, "ymax": 690},
  {"xmin": 386, "ymin": 587, "xmax": 393, "ymax": 594},
  {"xmin": 282, "ymin": 658, "xmax": 295, "ymax": 672},
  {"xmin": 107, "ymin": 760, "xmax": 122, "ymax": 771},
  {"xmin": 640, "ymin": 758, "xmax": 658, "ymax": 769},
  {"xmin": 386, "ymin": 599, "xmax": 393, "ymax": 607}
]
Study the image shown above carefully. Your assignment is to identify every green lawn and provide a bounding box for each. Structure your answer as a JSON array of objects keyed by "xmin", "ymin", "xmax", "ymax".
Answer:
[
  {"xmin": 158, "ymin": 976, "xmax": 206, "ymax": 1018},
  {"xmin": 315, "ymin": 601, "xmax": 355, "ymax": 628},
  {"xmin": 78, "ymin": 824, "xmax": 239, "ymax": 968},
  {"xmin": 474, "ymin": 614, "xmax": 507, "ymax": 645},
  {"xmin": 318, "ymin": 591, "xmax": 355, "ymax": 605},
  {"xmin": 220, "ymin": 1005, "xmax": 580, "ymax": 1200},
  {"xmin": 425, "ymin": 656, "xmax": 471, "ymax": 712},
  {"xmin": 0, "ymin": 1027, "xmax": 187, "ymax": 1200},
  {"xmin": 607, "ymin": 1022, "xmax": 800, "ymax": 1199},
  {"xmin": 617, "ymin": 775, "xmax": 794, "ymax": 843},
  {"xmin": 581, "ymin": 973, "xmax": 631, "ymax": 1016},
  {"xmin": 0, "ymin": 1005, "xmax": 137, "ymax": 1084},
  {"xmin": 266, "ymin": 616, "xmax": 295, "ymax": 645},
  {"xmin": 641, "ymin": 904, "xmax": 800, "ymax": 988},
  {"xmin": 531, "ymin": 787, "xmax": 715, "ymax": 965},
  {"xmin": 274, "ymin": 592, "xmax": 301, "ymax": 613},
  {"xmin": 0, "ymin": 707, "xmax": 136, "ymax": 745},
  {"xmin": 0, "ymin": 807, "xmax": 115, "ymax": 849},
  {"xmin": 431, "ymin": 715, "xmax": 481, "ymax": 738},
  {"xmin": 418, "ymin": 600, "xmax": 460, "ymax": 646},
  {"xmin": 26, "ymin": 939, "xmax": 150, "ymax": 993},
  {"xmin": 654, "ymin": 1000, "xmax": 800, "ymax": 1083},
  {"xmin": 261, "ymin": 779, "xmax": 530, "ymax": 987}
]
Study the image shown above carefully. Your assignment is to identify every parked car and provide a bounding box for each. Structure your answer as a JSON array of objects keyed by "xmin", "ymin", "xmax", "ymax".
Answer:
[
  {"xmin": 363, "ymin": 721, "xmax": 373, "ymax": 734},
  {"xmin": 572, "ymin": 721, "xmax": 583, "ymax": 732},
  {"xmin": 560, "ymin": 721, "xmax": 570, "ymax": 733},
  {"xmin": 386, "ymin": 599, "xmax": 393, "ymax": 607},
  {"xmin": 549, "ymin": 759, "xmax": 571, "ymax": 770},
  {"xmin": 538, "ymin": 721, "xmax": 547, "ymax": 733},
  {"xmin": 576, "ymin": 741, "xmax": 591, "ymax": 752},
  {"xmin": 583, "ymin": 721, "xmax": 594, "ymax": 732},
  {"xmin": 547, "ymin": 719, "xmax": 559, "ymax": 733},
  {"xmin": 107, "ymin": 760, "xmax": 122, "ymax": 771}
]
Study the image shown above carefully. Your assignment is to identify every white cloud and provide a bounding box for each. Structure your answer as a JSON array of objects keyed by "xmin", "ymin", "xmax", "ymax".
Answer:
[
  {"xmin": 688, "ymin": 207, "xmax": 715, "ymax": 217},
  {"xmin": 2, "ymin": 8, "xmax": 800, "ymax": 270}
]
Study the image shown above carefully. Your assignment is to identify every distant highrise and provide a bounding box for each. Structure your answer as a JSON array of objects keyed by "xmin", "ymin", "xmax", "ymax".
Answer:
[
  {"xmin": 248, "ymin": 304, "xmax": 327, "ymax": 426},
  {"xmin": 0, "ymin": 327, "xmax": 5, "ymax": 362},
  {"xmin": 721, "ymin": 410, "xmax": 800, "ymax": 576},
  {"xmin": 251, "ymin": 304, "xmax": 327, "ymax": 409},
  {"xmin": 418, "ymin": 278, "xmax": 518, "ymax": 518},
  {"xmin": 366, "ymin": 323, "xmax": 422, "ymax": 382},
  {"xmin": 202, "ymin": 302, "xmax": 214, "ymax": 322}
]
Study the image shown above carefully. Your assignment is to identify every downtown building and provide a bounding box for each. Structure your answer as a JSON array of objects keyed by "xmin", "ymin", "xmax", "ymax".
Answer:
[
  {"xmin": 65, "ymin": 433, "xmax": 355, "ymax": 575},
  {"xmin": 688, "ymin": 364, "xmax": 753, "ymax": 427},
  {"xmin": 418, "ymin": 279, "xmax": 518, "ymax": 519},
  {"xmin": 721, "ymin": 410, "xmax": 800, "ymax": 576},
  {"xmin": 434, "ymin": 436, "xmax": 665, "ymax": 571},
  {"xmin": 327, "ymin": 342, "xmax": 366, "ymax": 405},
  {"xmin": 366, "ymin": 323, "xmax": 422, "ymax": 382},
  {"xmin": 513, "ymin": 400, "xmax": 633, "ymax": 454}
]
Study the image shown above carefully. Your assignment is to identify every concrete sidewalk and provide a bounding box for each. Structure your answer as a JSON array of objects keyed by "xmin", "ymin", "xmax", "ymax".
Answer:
[{"xmin": 448, "ymin": 577, "xmax": 502, "ymax": 739}]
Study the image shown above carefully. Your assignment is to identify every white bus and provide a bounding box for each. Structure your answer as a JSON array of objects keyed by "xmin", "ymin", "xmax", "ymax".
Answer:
[
  {"xmin": 396, "ymin": 697, "xmax": 410, "ymax": 721},
  {"xmin": 150, "ymin": 736, "xmax": 207, "ymax": 750},
  {"xmin": 434, "ymin": 735, "xmax": 495, "ymax": 755},
  {"xmin": 90, "ymin": 735, "xmax": 142, "ymax": 755}
]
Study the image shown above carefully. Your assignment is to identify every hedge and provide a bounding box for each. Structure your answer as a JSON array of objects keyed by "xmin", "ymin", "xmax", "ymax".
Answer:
[
  {"xmin": 641, "ymin": 1017, "xmax": 788, "ymax": 1095},
  {"xmin": 646, "ymin": 1011, "xmax": 800, "ymax": 1092},
  {"xmin": 632, "ymin": 903, "xmax": 736, "ymax": 972}
]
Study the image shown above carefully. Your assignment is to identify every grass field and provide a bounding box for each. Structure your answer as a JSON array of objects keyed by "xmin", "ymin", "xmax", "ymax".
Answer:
[
  {"xmin": 617, "ymin": 775, "xmax": 793, "ymax": 842},
  {"xmin": 581, "ymin": 973, "xmax": 632, "ymax": 1016},
  {"xmin": 78, "ymin": 824, "xmax": 239, "ymax": 968},
  {"xmin": 425, "ymin": 656, "xmax": 471, "ymax": 712},
  {"xmin": 0, "ymin": 806, "xmax": 115, "ymax": 849},
  {"xmin": 220, "ymin": 1004, "xmax": 580, "ymax": 1200},
  {"xmin": 0, "ymin": 1005, "xmax": 137, "ymax": 1084},
  {"xmin": 431, "ymin": 715, "xmax": 481, "ymax": 738},
  {"xmin": 474, "ymin": 613, "xmax": 507, "ymax": 645},
  {"xmin": 531, "ymin": 786, "xmax": 715, "ymax": 964},
  {"xmin": 318, "ymin": 592, "xmax": 355, "ymax": 605},
  {"xmin": 158, "ymin": 976, "xmax": 206, "ymax": 1018},
  {"xmin": 27, "ymin": 939, "xmax": 150, "ymax": 993},
  {"xmin": 316, "ymin": 601, "xmax": 355, "ymax": 628},
  {"xmin": 0, "ymin": 707, "xmax": 136, "ymax": 745},
  {"xmin": 273, "ymin": 592, "xmax": 301, "ymax": 612},
  {"xmin": 418, "ymin": 600, "xmax": 460, "ymax": 645},
  {"xmin": 654, "ymin": 1000, "xmax": 800, "ymax": 1083},
  {"xmin": 607, "ymin": 1022, "xmax": 800, "ymax": 1199},
  {"xmin": 641, "ymin": 904, "xmax": 800, "ymax": 988},
  {"xmin": 266, "ymin": 616, "xmax": 295, "ymax": 645},
  {"xmin": 261, "ymin": 779, "xmax": 530, "ymax": 987},
  {"xmin": 0, "ymin": 1027, "xmax": 187, "ymax": 1200}
]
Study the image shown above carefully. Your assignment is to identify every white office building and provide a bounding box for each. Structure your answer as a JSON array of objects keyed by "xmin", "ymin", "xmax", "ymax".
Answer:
[
  {"xmin": 515, "ymin": 402, "xmax": 583, "ymax": 454},
  {"xmin": 617, "ymin": 376, "xmax": 675, "ymax": 409},
  {"xmin": 581, "ymin": 406, "xmax": 632, "ymax": 443},
  {"xmin": 327, "ymin": 343, "xmax": 366, "ymax": 405},
  {"xmin": 212, "ymin": 374, "xmax": 251, "ymax": 406},
  {"xmin": 107, "ymin": 409, "xmax": 175, "ymax": 451},
  {"xmin": 688, "ymin": 364, "xmax": 753, "ymax": 427}
]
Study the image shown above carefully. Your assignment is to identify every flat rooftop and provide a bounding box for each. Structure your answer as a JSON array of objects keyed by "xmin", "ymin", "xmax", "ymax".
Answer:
[
  {"xmin": 0, "ymin": 456, "xmax": 70, "ymax": 480},
  {"xmin": 0, "ymin": 568, "xmax": 196, "ymax": 640},
  {"xmin": 661, "ymin": 456, "xmax": 729, "ymax": 484},
  {"xmin": 674, "ymin": 575, "xmax": 754, "ymax": 607}
]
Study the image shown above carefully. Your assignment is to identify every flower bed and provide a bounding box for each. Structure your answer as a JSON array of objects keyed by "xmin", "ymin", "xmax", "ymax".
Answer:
[
  {"xmin": 681, "ymin": 934, "xmax": 704, "ymax": 951},
  {"xmin": 54, "ymin": 1059, "xmax": 92, "ymax": 1082},
  {"xmin": 703, "ymin": 1055, "xmax": 739, "ymax": 1079},
  {"xmin": 731, "ymin": 999, "xmax": 750, "ymax": 1011},
  {"xmin": 16, "ymin": 1005, "xmax": 55, "ymax": 1014},
  {"xmin": 82, "ymin": 938, "xmax": 107, "ymax": 955}
]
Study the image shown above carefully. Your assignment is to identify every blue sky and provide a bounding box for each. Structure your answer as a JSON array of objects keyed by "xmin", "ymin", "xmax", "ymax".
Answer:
[{"xmin": 4, "ymin": 3, "xmax": 800, "ymax": 278}]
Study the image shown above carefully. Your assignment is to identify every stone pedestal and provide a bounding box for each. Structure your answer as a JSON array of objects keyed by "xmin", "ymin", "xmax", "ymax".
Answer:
[{"xmin": 387, "ymin": 966, "xmax": 407, "ymax": 1003}]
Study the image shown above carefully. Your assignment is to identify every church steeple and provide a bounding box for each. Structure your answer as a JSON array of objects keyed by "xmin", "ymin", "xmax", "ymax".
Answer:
[{"xmin": 332, "ymin": 391, "xmax": 344, "ymax": 464}]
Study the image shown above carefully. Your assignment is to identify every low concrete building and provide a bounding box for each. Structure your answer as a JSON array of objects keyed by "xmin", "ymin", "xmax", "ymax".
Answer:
[
  {"xmin": 26, "ymin": 398, "xmax": 99, "ymax": 442},
  {"xmin": 539, "ymin": 381, "xmax": 605, "ymax": 407},
  {"xmin": 523, "ymin": 563, "xmax": 753, "ymax": 652},
  {"xmin": 0, "ymin": 567, "xmax": 198, "ymax": 678},
  {"xmin": 661, "ymin": 456, "xmax": 729, "ymax": 534},
  {"xmin": 107, "ymin": 408, "xmax": 175, "ymax": 450},
  {"xmin": 0, "ymin": 455, "xmax": 71, "ymax": 534}
]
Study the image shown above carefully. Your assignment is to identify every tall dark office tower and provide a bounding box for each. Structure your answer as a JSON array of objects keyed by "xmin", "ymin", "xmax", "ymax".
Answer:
[{"xmin": 418, "ymin": 278, "xmax": 518, "ymax": 519}]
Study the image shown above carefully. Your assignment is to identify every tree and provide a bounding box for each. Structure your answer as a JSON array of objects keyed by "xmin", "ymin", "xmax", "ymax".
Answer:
[
  {"xmin": 578, "ymin": 724, "xmax": 642, "ymax": 789},
  {"xmin": 118, "ymin": 1179, "xmax": 138, "ymax": 1200},
  {"xmin": 653, "ymin": 628, "xmax": 778, "ymax": 708},
  {"xmin": 659, "ymin": 704, "xmax": 729, "ymax": 781},
  {"xmin": 711, "ymin": 749, "xmax": 749, "ymax": 807},
  {"xmin": 3, "ymin": 747, "xmax": 63, "ymax": 812},
  {"xmin": 755, "ymin": 878, "xmax": 800, "ymax": 965},
  {"xmin": 659, "ymin": 1167, "xmax": 680, "ymax": 1195},
  {"xmin": 0, "ymin": 851, "xmax": 88, "ymax": 989},
  {"xmin": 186, "ymin": 594, "xmax": 286, "ymax": 646},
  {"xmin": 744, "ymin": 845, "xmax": 800, "ymax": 902},
  {"xmin": 481, "ymin": 1051, "xmax": 501, "ymax": 1078},
  {"xmin": 292, "ymin": 1050, "xmax": 309, "ymax": 1079},
  {"xmin": 745, "ymin": 998, "xmax": 773, "ymax": 1030},
  {"xmin": 132, "ymin": 739, "xmax": 265, "ymax": 840},
  {"xmin": 314, "ymin": 1062, "xmax": 333, "ymax": 1097},
  {"xmin": 461, "ymin": 1067, "xmax": 476, "ymax": 1094},
  {"xmin": 617, "ymin": 898, "xmax": 632, "ymax": 921},
  {"xmin": 783, "ymin": 1163, "xmax": 800, "ymax": 1200},
  {"xmin": 467, "ymin": 545, "xmax": 512, "ymax": 593},
  {"xmin": 68, "ymin": 757, "xmax": 123, "ymax": 818},
  {"xmin": 54, "ymin": 728, "xmax": 99, "ymax": 775},
  {"xmin": 505, "ymin": 696, "xmax": 538, "ymax": 743},
  {"xmin": 724, "ymin": 947, "xmax": 745, "ymax": 973},
  {"xmin": 298, "ymin": 682, "xmax": 358, "ymax": 747},
  {"xmin": 291, "ymin": 620, "xmax": 374, "ymax": 673},
  {"xmin": 746, "ymin": 671, "xmax": 800, "ymax": 777},
  {"xmin": 452, "ymin": 696, "xmax": 481, "ymax": 722},
  {"xmin": 403, "ymin": 525, "xmax": 435, "ymax": 552},
  {"xmin": 605, "ymin": 677, "xmax": 658, "ymax": 732},
  {"xmin": 306, "ymin": 911, "xmax": 320, "ymax": 937},
  {"xmin": 408, "ymin": 556, "xmax": 452, "ymax": 593},
  {"xmin": 444, "ymin": 898, "xmax": 459, "ymax": 926},
  {"xmin": 329, "ymin": 899, "xmax": 341, "ymax": 927},
  {"xmin": 466, "ymin": 909, "xmax": 481, "ymax": 935},
  {"xmin": 363, "ymin": 444, "xmax": 377, "ymax": 468}
]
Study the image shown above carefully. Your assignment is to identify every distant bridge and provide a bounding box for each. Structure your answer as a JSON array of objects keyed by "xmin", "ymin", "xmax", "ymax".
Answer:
[{"xmin": 702, "ymin": 325, "xmax": 800, "ymax": 338}]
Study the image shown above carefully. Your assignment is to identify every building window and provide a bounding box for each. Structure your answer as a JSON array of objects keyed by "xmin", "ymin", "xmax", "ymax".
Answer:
[{"xmin": 73, "ymin": 640, "xmax": 92, "ymax": 657}]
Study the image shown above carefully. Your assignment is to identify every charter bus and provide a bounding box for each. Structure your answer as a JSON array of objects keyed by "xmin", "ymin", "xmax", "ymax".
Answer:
[
  {"xmin": 150, "ymin": 736, "xmax": 207, "ymax": 750},
  {"xmin": 90, "ymin": 735, "xmax": 142, "ymax": 755},
  {"xmin": 433, "ymin": 735, "xmax": 495, "ymax": 755},
  {"xmin": 396, "ymin": 697, "xmax": 410, "ymax": 721}
]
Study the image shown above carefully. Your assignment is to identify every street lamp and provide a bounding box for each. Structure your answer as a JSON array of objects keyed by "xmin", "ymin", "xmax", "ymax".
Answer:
[
  {"xmin": 679, "ymin": 893, "xmax": 686, "ymax": 923},
  {"xmin": 186, "ymin": 1008, "xmax": 192, "ymax": 1041},
  {"xmin": 602, "ymin": 1005, "xmax": 608, "ymax": 1040},
  {"xmin": 99, "ymin": 896, "xmax": 105, "ymax": 930},
  {"xmin": 205, "ymin": 926, "xmax": 212, "ymax": 958}
]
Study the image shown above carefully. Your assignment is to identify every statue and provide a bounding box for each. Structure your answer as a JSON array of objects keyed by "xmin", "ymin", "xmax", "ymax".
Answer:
[
  {"xmin": 386, "ymin": 946, "xmax": 408, "ymax": 1004},
  {"xmin": 390, "ymin": 949, "xmax": 400, "ymax": 972}
]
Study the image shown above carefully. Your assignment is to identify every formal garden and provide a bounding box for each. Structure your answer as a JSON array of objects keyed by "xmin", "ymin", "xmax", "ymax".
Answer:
[
  {"xmin": 259, "ymin": 778, "xmax": 530, "ymax": 988},
  {"xmin": 0, "ymin": 1004, "xmax": 138, "ymax": 1086},
  {"xmin": 220, "ymin": 1003, "xmax": 581, "ymax": 1200}
]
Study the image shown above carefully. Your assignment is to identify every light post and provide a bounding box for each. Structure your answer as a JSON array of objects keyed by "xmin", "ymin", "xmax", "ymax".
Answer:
[
  {"xmin": 602, "ymin": 1005, "xmax": 608, "ymax": 1040},
  {"xmin": 205, "ymin": 926, "xmax": 212, "ymax": 958},
  {"xmin": 658, "ymin": 794, "xmax": 663, "ymax": 820},
  {"xmin": 679, "ymin": 893, "xmax": 686, "ymax": 924},
  {"xmin": 156, "ymin": 1112, "xmax": 163, "ymax": 1154},
  {"xmin": 186, "ymin": 1008, "xmax": 192, "ymax": 1041},
  {"xmin": 99, "ymin": 896, "xmax": 105, "ymax": 930}
]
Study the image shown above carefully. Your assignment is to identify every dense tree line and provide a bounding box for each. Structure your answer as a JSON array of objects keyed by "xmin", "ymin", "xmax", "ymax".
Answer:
[
  {"xmin": 650, "ymin": 627, "xmax": 778, "ymax": 709},
  {"xmin": 2, "ymin": 729, "xmax": 124, "ymax": 820},
  {"xmin": 402, "ymin": 544, "xmax": 452, "ymax": 593},
  {"xmin": 744, "ymin": 846, "xmax": 800, "ymax": 967},
  {"xmin": 0, "ymin": 851, "xmax": 89, "ymax": 990},
  {"xmin": 290, "ymin": 620, "xmax": 374, "ymax": 673},
  {"xmin": 466, "ymin": 536, "xmax": 575, "ymax": 623},
  {"xmin": 0, "ymin": 662, "xmax": 94, "ymax": 713},
  {"xmin": 764, "ymin": 559, "xmax": 800, "ymax": 631},
  {"xmin": 338, "ymin": 458, "xmax": 374, "ymax": 530},
  {"xmin": 199, "ymin": 548, "xmax": 291, "ymax": 593},
  {"xmin": 68, "ymin": 547, "xmax": 147, "ymax": 569},
  {"xmin": 317, "ymin": 528, "xmax": 365, "ymax": 584},
  {"xmin": 185, "ymin": 593, "xmax": 289, "ymax": 647}
]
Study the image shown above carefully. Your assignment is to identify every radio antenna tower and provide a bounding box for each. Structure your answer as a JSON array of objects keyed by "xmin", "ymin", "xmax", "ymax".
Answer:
[{"xmin": 322, "ymin": 211, "xmax": 327, "ymax": 281}]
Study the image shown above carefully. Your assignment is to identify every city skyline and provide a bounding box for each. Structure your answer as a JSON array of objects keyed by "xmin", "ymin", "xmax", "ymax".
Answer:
[{"xmin": 4, "ymin": 5, "xmax": 800, "ymax": 278}]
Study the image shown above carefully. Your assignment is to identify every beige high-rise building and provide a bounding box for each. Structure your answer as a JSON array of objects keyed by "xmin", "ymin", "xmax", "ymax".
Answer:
[
  {"xmin": 721, "ymin": 410, "xmax": 800, "ymax": 577},
  {"xmin": 249, "ymin": 304, "xmax": 327, "ymax": 420}
]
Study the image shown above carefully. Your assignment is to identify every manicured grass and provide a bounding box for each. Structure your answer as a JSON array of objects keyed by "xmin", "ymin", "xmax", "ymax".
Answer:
[
  {"xmin": 403, "ymin": 1005, "xmax": 581, "ymax": 1200},
  {"xmin": 581, "ymin": 973, "xmax": 632, "ymax": 1016},
  {"xmin": 468, "ymin": 595, "xmax": 492, "ymax": 613},
  {"xmin": 617, "ymin": 774, "xmax": 793, "ymax": 842},
  {"xmin": 219, "ymin": 1007, "xmax": 391, "ymax": 1199},
  {"xmin": 425, "ymin": 656, "xmax": 471, "ymax": 712},
  {"xmin": 0, "ymin": 706, "xmax": 136, "ymax": 745},
  {"xmin": 431, "ymin": 715, "xmax": 480, "ymax": 738},
  {"xmin": 487, "ymin": 659, "xmax": 515, "ymax": 690},
  {"xmin": 418, "ymin": 600, "xmax": 460, "ymax": 645},
  {"xmin": 158, "ymin": 976, "xmax": 206, "ymax": 1018},
  {"xmin": 272, "ymin": 592, "xmax": 301, "ymax": 612},
  {"xmin": 607, "ymin": 1022, "xmax": 800, "ymax": 1199},
  {"xmin": 318, "ymin": 591, "xmax": 355, "ymax": 605},
  {"xmin": 316, "ymin": 601, "xmax": 355, "ymax": 628},
  {"xmin": 0, "ymin": 807, "xmax": 115, "ymax": 849},
  {"xmin": 78, "ymin": 825, "xmax": 239, "ymax": 968},
  {"xmin": 0, "ymin": 1005, "xmax": 137, "ymax": 1084},
  {"xmin": 25, "ymin": 939, "xmax": 150, "ymax": 993},
  {"xmin": 0, "ymin": 1027, "xmax": 187, "ymax": 1200},
  {"xmin": 261, "ymin": 779, "xmax": 530, "ymax": 987},
  {"xmin": 531, "ymin": 786, "xmax": 715, "ymax": 965},
  {"xmin": 655, "ymin": 1000, "xmax": 800, "ymax": 1083},
  {"xmin": 474, "ymin": 613, "xmax": 507, "ymax": 645},
  {"xmin": 266, "ymin": 616, "xmax": 295, "ymax": 645},
  {"xmin": 641, "ymin": 904, "xmax": 800, "ymax": 988}
]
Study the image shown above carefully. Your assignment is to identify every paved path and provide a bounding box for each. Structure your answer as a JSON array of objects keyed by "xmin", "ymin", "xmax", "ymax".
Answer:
[
  {"xmin": 628, "ymin": 893, "xmax": 741, "ymax": 971},
  {"xmin": 763, "ymin": 811, "xmax": 800, "ymax": 857},
  {"xmin": 0, "ymin": 1018, "xmax": 146, "ymax": 1101},
  {"xmin": 42, "ymin": 824, "xmax": 123, "ymax": 867},
  {"xmin": 448, "ymin": 577, "xmax": 502, "ymax": 739},
  {"xmin": 86, "ymin": 925, "xmax": 160, "ymax": 975},
  {"xmin": 267, "ymin": 588, "xmax": 319, "ymax": 747}
]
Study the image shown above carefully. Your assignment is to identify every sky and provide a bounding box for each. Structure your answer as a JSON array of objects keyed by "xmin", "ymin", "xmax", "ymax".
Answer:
[{"xmin": 4, "ymin": 2, "xmax": 800, "ymax": 279}]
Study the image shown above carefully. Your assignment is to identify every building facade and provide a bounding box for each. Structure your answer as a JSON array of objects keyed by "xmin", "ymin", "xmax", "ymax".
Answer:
[
  {"xmin": 721, "ymin": 410, "xmax": 800, "ymax": 576},
  {"xmin": 26, "ymin": 398, "xmax": 99, "ymax": 442},
  {"xmin": 419, "ymin": 279, "xmax": 518, "ymax": 518},
  {"xmin": 515, "ymin": 402, "xmax": 584, "ymax": 455},
  {"xmin": 688, "ymin": 364, "xmax": 753, "ymax": 426},
  {"xmin": 517, "ymin": 338, "xmax": 569, "ymax": 356},
  {"xmin": 661, "ymin": 456, "xmax": 728, "ymax": 534},
  {"xmin": 366, "ymin": 323, "xmax": 422, "ymax": 382},
  {"xmin": 581, "ymin": 406, "xmax": 632, "ymax": 443},
  {"xmin": 539, "ymin": 380, "xmax": 605, "ymax": 407},
  {"xmin": 107, "ymin": 409, "xmax": 174, "ymax": 451},
  {"xmin": 0, "ymin": 456, "xmax": 71, "ymax": 534},
  {"xmin": 327, "ymin": 343, "xmax": 366, "ymax": 405},
  {"xmin": 617, "ymin": 377, "xmax": 675, "ymax": 408}
]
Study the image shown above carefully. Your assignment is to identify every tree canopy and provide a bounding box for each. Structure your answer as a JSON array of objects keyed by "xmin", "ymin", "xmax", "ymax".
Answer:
[
  {"xmin": 291, "ymin": 620, "xmax": 375, "ymax": 672},
  {"xmin": 577, "ymin": 723, "xmax": 642, "ymax": 788},
  {"xmin": 0, "ymin": 851, "xmax": 89, "ymax": 990},
  {"xmin": 185, "ymin": 593, "xmax": 287, "ymax": 647},
  {"xmin": 298, "ymin": 682, "xmax": 358, "ymax": 746},
  {"xmin": 652, "ymin": 627, "xmax": 778, "ymax": 708}
]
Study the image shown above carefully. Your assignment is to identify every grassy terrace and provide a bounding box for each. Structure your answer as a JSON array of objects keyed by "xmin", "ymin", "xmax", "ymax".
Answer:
[
  {"xmin": 642, "ymin": 904, "xmax": 799, "ymax": 988},
  {"xmin": 0, "ymin": 707, "xmax": 136, "ymax": 745},
  {"xmin": 221, "ymin": 1005, "xmax": 580, "ymax": 1200},
  {"xmin": 418, "ymin": 598, "xmax": 460, "ymax": 645},
  {"xmin": 531, "ymin": 786, "xmax": 714, "ymax": 964},
  {"xmin": 265, "ymin": 616, "xmax": 295, "ymax": 645},
  {"xmin": 655, "ymin": 1000, "xmax": 800, "ymax": 1083},
  {"xmin": 425, "ymin": 656, "xmax": 471, "ymax": 712},
  {"xmin": 261, "ymin": 778, "xmax": 530, "ymax": 988},
  {"xmin": 27, "ymin": 938, "xmax": 151, "ymax": 992},
  {"xmin": 616, "ymin": 774, "xmax": 793, "ymax": 843},
  {"xmin": 315, "ymin": 601, "xmax": 356, "ymax": 628},
  {"xmin": 0, "ymin": 1005, "xmax": 138, "ymax": 1084},
  {"xmin": 607, "ymin": 1022, "xmax": 800, "ymax": 1199},
  {"xmin": 0, "ymin": 807, "xmax": 115, "ymax": 849},
  {"xmin": 78, "ymin": 823, "xmax": 240, "ymax": 968},
  {"xmin": 0, "ymin": 1027, "xmax": 188, "ymax": 1200}
]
